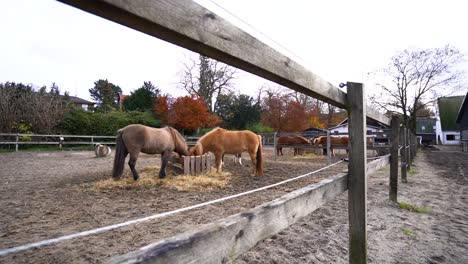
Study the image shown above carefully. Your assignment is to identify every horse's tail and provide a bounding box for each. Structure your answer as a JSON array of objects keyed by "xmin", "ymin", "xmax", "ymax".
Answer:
[
  {"xmin": 112, "ymin": 130, "xmax": 127, "ymax": 179},
  {"xmin": 256, "ymin": 135, "xmax": 264, "ymax": 176}
]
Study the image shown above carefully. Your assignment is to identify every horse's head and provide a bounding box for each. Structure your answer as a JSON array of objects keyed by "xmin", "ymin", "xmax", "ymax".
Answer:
[
  {"xmin": 167, "ymin": 127, "xmax": 190, "ymax": 156},
  {"xmin": 312, "ymin": 138, "xmax": 318, "ymax": 145},
  {"xmin": 189, "ymin": 143, "xmax": 203, "ymax": 156}
]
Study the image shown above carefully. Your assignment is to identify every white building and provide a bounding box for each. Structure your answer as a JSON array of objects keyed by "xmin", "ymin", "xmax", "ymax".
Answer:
[{"xmin": 435, "ymin": 96, "xmax": 463, "ymax": 145}]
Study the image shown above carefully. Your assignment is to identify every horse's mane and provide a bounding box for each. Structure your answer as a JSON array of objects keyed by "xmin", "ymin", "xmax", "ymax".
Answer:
[
  {"xmin": 166, "ymin": 126, "xmax": 188, "ymax": 155},
  {"xmin": 199, "ymin": 127, "xmax": 222, "ymax": 142}
]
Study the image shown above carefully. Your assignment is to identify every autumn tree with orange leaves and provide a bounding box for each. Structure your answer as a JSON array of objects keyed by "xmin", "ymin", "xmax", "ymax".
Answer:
[
  {"xmin": 283, "ymin": 101, "xmax": 308, "ymax": 132},
  {"xmin": 167, "ymin": 96, "xmax": 221, "ymax": 134},
  {"xmin": 153, "ymin": 96, "xmax": 170, "ymax": 125}
]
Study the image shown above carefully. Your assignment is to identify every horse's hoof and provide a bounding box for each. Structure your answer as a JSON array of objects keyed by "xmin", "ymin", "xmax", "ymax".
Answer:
[
  {"xmin": 133, "ymin": 177, "xmax": 139, "ymax": 181},
  {"xmin": 159, "ymin": 173, "xmax": 166, "ymax": 179}
]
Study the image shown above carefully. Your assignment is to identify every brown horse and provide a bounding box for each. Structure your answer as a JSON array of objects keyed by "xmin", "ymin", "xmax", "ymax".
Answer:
[
  {"xmin": 276, "ymin": 136, "xmax": 311, "ymax": 156},
  {"xmin": 312, "ymin": 136, "xmax": 349, "ymax": 156},
  {"xmin": 189, "ymin": 128, "xmax": 264, "ymax": 176},
  {"xmin": 112, "ymin": 124, "xmax": 189, "ymax": 180}
]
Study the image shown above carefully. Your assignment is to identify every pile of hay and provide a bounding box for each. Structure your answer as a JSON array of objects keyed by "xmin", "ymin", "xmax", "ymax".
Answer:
[
  {"xmin": 292, "ymin": 153, "xmax": 322, "ymax": 159},
  {"xmin": 92, "ymin": 166, "xmax": 231, "ymax": 192}
]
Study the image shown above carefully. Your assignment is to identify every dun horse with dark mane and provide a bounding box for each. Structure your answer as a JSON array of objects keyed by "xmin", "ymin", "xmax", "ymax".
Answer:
[
  {"xmin": 189, "ymin": 128, "xmax": 264, "ymax": 176},
  {"xmin": 112, "ymin": 124, "xmax": 189, "ymax": 180}
]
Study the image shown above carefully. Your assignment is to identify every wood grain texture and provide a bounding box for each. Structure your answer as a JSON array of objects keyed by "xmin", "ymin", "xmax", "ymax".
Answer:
[
  {"xmin": 346, "ymin": 82, "xmax": 368, "ymax": 264},
  {"xmin": 109, "ymin": 154, "xmax": 390, "ymax": 264},
  {"xmin": 390, "ymin": 115, "xmax": 400, "ymax": 202},
  {"xmin": 109, "ymin": 173, "xmax": 348, "ymax": 264}
]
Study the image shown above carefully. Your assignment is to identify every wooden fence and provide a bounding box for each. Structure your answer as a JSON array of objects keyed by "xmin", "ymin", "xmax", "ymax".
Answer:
[
  {"xmin": 54, "ymin": 0, "xmax": 408, "ymax": 263},
  {"xmin": 111, "ymin": 156, "xmax": 390, "ymax": 263},
  {"xmin": 0, "ymin": 133, "xmax": 116, "ymax": 151},
  {"xmin": 180, "ymin": 154, "xmax": 212, "ymax": 175}
]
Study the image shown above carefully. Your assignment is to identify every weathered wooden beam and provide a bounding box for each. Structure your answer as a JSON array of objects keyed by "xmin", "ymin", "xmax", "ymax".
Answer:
[
  {"xmin": 110, "ymin": 173, "xmax": 348, "ymax": 264},
  {"xmin": 366, "ymin": 154, "xmax": 389, "ymax": 175},
  {"xmin": 400, "ymin": 127, "xmax": 408, "ymax": 183},
  {"xmin": 57, "ymin": 0, "xmax": 390, "ymax": 125},
  {"xmin": 389, "ymin": 115, "xmax": 400, "ymax": 202},
  {"xmin": 346, "ymin": 82, "xmax": 368, "ymax": 264},
  {"xmin": 109, "ymin": 155, "xmax": 390, "ymax": 263}
]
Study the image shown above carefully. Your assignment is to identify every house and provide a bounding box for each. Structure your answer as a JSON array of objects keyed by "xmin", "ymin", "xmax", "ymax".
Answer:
[
  {"xmin": 435, "ymin": 95, "xmax": 464, "ymax": 145},
  {"xmin": 416, "ymin": 117, "xmax": 437, "ymax": 145},
  {"xmin": 328, "ymin": 117, "xmax": 389, "ymax": 140},
  {"xmin": 118, "ymin": 94, "xmax": 128, "ymax": 110},
  {"xmin": 68, "ymin": 96, "xmax": 95, "ymax": 111},
  {"xmin": 302, "ymin": 127, "xmax": 327, "ymax": 140},
  {"xmin": 455, "ymin": 92, "xmax": 468, "ymax": 151}
]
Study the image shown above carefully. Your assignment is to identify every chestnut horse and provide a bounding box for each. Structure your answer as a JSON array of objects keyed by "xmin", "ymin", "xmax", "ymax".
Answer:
[
  {"xmin": 112, "ymin": 124, "xmax": 189, "ymax": 180},
  {"xmin": 189, "ymin": 128, "xmax": 263, "ymax": 176},
  {"xmin": 312, "ymin": 136, "xmax": 349, "ymax": 156},
  {"xmin": 276, "ymin": 136, "xmax": 311, "ymax": 156}
]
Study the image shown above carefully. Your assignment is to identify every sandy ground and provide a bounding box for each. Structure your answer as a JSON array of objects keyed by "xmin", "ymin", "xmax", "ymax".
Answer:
[
  {"xmin": 1, "ymin": 146, "xmax": 466, "ymax": 263},
  {"xmin": 0, "ymin": 147, "xmax": 347, "ymax": 263},
  {"xmin": 235, "ymin": 145, "xmax": 468, "ymax": 263}
]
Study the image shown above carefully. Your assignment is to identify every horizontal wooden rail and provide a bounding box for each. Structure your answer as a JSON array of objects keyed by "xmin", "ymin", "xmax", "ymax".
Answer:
[
  {"xmin": 57, "ymin": 0, "xmax": 390, "ymax": 126},
  {"xmin": 0, "ymin": 133, "xmax": 116, "ymax": 138},
  {"xmin": 110, "ymin": 156, "xmax": 390, "ymax": 263}
]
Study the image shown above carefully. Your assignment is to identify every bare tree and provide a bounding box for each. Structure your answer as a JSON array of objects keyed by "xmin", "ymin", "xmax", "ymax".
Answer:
[
  {"xmin": 179, "ymin": 55, "xmax": 236, "ymax": 112},
  {"xmin": 370, "ymin": 45, "xmax": 465, "ymax": 132},
  {"xmin": 0, "ymin": 82, "xmax": 67, "ymax": 134}
]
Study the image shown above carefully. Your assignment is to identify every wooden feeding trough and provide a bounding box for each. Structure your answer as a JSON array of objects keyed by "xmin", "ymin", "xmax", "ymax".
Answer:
[{"xmin": 173, "ymin": 154, "xmax": 213, "ymax": 175}]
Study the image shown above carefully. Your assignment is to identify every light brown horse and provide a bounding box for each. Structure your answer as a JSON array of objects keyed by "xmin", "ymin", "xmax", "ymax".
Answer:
[
  {"xmin": 112, "ymin": 124, "xmax": 189, "ymax": 180},
  {"xmin": 189, "ymin": 128, "xmax": 264, "ymax": 176},
  {"xmin": 312, "ymin": 136, "xmax": 349, "ymax": 156},
  {"xmin": 276, "ymin": 135, "xmax": 311, "ymax": 156}
]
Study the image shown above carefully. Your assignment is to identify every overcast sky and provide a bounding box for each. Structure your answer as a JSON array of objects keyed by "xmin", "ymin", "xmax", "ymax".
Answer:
[{"xmin": 1, "ymin": 0, "xmax": 467, "ymax": 102}]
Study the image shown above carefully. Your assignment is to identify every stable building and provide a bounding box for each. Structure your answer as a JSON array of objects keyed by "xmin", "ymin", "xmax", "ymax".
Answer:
[
  {"xmin": 455, "ymin": 92, "xmax": 468, "ymax": 151},
  {"xmin": 435, "ymin": 95, "xmax": 464, "ymax": 145},
  {"xmin": 416, "ymin": 117, "xmax": 437, "ymax": 145}
]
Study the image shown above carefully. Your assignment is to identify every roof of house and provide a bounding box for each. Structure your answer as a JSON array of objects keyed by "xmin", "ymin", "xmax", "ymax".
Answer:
[
  {"xmin": 416, "ymin": 117, "xmax": 437, "ymax": 134},
  {"xmin": 437, "ymin": 95, "xmax": 464, "ymax": 131},
  {"xmin": 335, "ymin": 116, "xmax": 389, "ymax": 129},
  {"xmin": 303, "ymin": 127, "xmax": 327, "ymax": 133},
  {"xmin": 456, "ymin": 92, "xmax": 468, "ymax": 124},
  {"xmin": 66, "ymin": 96, "xmax": 95, "ymax": 105}
]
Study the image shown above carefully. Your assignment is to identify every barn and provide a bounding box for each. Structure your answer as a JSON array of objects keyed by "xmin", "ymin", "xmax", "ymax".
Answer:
[
  {"xmin": 416, "ymin": 117, "xmax": 437, "ymax": 145},
  {"xmin": 436, "ymin": 96, "xmax": 464, "ymax": 145}
]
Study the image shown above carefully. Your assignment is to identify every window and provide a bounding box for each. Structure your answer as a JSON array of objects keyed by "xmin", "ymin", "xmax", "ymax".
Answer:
[
  {"xmin": 421, "ymin": 126, "xmax": 426, "ymax": 131},
  {"xmin": 82, "ymin": 104, "xmax": 88, "ymax": 111},
  {"xmin": 446, "ymin": 134, "xmax": 455, "ymax": 141}
]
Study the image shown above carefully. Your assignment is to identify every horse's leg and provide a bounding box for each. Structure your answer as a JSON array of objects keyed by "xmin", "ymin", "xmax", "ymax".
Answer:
[
  {"xmin": 249, "ymin": 151, "xmax": 257, "ymax": 176},
  {"xmin": 215, "ymin": 153, "xmax": 223, "ymax": 173},
  {"xmin": 128, "ymin": 152, "xmax": 140, "ymax": 181},
  {"xmin": 237, "ymin": 153, "xmax": 243, "ymax": 166},
  {"xmin": 159, "ymin": 150, "xmax": 172, "ymax": 179}
]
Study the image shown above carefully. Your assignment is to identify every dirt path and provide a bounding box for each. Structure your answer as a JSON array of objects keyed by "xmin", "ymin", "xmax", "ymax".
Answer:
[
  {"xmin": 236, "ymin": 146, "xmax": 468, "ymax": 263},
  {"xmin": 0, "ymin": 148, "xmax": 347, "ymax": 263}
]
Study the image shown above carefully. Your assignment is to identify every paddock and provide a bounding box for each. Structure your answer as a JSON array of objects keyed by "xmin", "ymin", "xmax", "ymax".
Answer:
[{"xmin": 0, "ymin": 147, "xmax": 349, "ymax": 263}]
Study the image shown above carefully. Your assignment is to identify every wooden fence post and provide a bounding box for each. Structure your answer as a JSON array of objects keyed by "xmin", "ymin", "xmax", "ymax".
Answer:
[
  {"xmin": 326, "ymin": 130, "xmax": 331, "ymax": 164},
  {"xmin": 389, "ymin": 115, "xmax": 400, "ymax": 202},
  {"xmin": 347, "ymin": 82, "xmax": 368, "ymax": 264},
  {"xmin": 400, "ymin": 127, "xmax": 408, "ymax": 183},
  {"xmin": 183, "ymin": 156, "xmax": 189, "ymax": 175},
  {"xmin": 15, "ymin": 134, "xmax": 19, "ymax": 152},
  {"xmin": 406, "ymin": 128, "xmax": 411, "ymax": 170}
]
